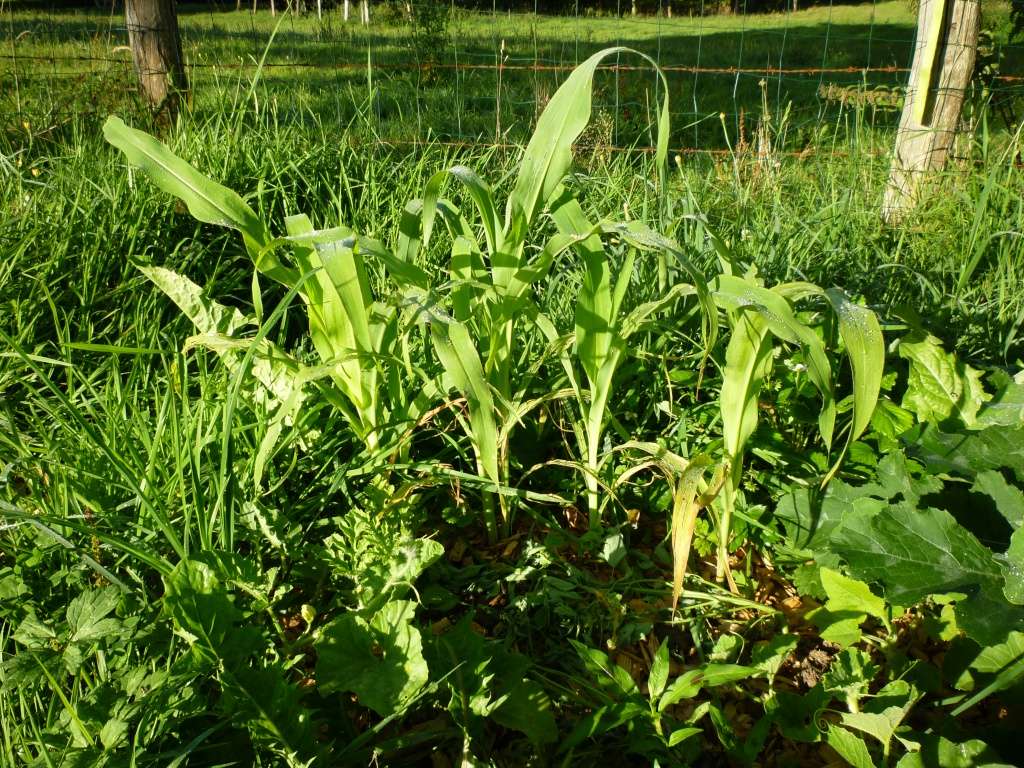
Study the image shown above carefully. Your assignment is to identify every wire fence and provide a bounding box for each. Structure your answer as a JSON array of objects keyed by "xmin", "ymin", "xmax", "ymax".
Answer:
[{"xmin": 3, "ymin": 0, "xmax": 1023, "ymax": 157}]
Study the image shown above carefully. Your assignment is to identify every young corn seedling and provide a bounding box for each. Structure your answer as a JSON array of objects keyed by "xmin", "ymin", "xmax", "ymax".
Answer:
[
  {"xmin": 402, "ymin": 48, "xmax": 728, "ymax": 537},
  {"xmin": 712, "ymin": 263, "xmax": 884, "ymax": 586},
  {"xmin": 103, "ymin": 118, "xmax": 436, "ymax": 478},
  {"xmin": 393, "ymin": 47, "xmax": 700, "ymax": 539}
]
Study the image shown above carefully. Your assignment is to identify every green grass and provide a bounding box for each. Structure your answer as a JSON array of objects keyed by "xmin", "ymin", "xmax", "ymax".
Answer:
[
  {"xmin": 9, "ymin": 0, "xmax": 1020, "ymax": 149},
  {"xmin": 2, "ymin": 6, "xmax": 1024, "ymax": 766}
]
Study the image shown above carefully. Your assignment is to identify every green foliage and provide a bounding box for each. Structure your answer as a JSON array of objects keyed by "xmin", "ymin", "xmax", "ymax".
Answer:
[
  {"xmin": 4, "ymin": 33, "xmax": 1023, "ymax": 768},
  {"xmin": 316, "ymin": 600, "xmax": 429, "ymax": 716},
  {"xmin": 808, "ymin": 567, "xmax": 888, "ymax": 648},
  {"xmin": 900, "ymin": 332, "xmax": 991, "ymax": 426},
  {"xmin": 713, "ymin": 268, "xmax": 884, "ymax": 582}
]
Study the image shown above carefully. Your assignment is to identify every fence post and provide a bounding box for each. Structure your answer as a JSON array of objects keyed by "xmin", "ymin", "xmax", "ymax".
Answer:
[
  {"xmin": 882, "ymin": 0, "xmax": 980, "ymax": 223},
  {"xmin": 125, "ymin": 0, "xmax": 188, "ymax": 125}
]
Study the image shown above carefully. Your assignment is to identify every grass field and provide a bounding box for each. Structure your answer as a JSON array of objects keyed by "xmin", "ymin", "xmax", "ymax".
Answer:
[
  {"xmin": 2, "ymin": 3, "xmax": 1024, "ymax": 766},
  {"xmin": 8, "ymin": 1, "xmax": 1016, "ymax": 148}
]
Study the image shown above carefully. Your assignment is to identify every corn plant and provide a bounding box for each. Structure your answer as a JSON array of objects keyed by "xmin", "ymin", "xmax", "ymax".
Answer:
[
  {"xmin": 712, "ymin": 264, "xmax": 884, "ymax": 585},
  {"xmin": 103, "ymin": 118, "xmax": 439, "ymax": 473},
  {"xmin": 393, "ymin": 49, "xmax": 723, "ymax": 538}
]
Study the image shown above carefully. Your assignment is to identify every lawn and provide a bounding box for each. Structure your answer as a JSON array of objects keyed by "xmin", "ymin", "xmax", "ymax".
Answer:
[{"xmin": 2, "ymin": 2, "xmax": 1024, "ymax": 766}]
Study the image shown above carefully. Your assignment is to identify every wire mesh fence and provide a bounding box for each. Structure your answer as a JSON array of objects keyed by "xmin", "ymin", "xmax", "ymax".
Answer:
[{"xmin": 3, "ymin": 0, "xmax": 1023, "ymax": 157}]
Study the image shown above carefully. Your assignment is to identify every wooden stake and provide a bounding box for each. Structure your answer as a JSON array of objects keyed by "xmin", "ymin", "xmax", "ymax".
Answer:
[
  {"xmin": 124, "ymin": 0, "xmax": 188, "ymax": 125},
  {"xmin": 882, "ymin": 0, "xmax": 980, "ymax": 223}
]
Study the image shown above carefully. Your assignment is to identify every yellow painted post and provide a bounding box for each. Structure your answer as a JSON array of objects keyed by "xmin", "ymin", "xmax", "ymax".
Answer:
[{"xmin": 883, "ymin": 0, "xmax": 980, "ymax": 223}]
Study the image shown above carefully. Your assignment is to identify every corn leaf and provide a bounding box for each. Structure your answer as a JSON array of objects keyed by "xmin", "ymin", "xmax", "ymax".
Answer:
[
  {"xmin": 720, "ymin": 311, "xmax": 772, "ymax": 464},
  {"xmin": 431, "ymin": 320, "xmax": 500, "ymax": 485},
  {"xmin": 508, "ymin": 48, "xmax": 670, "ymax": 234},
  {"xmin": 714, "ymin": 275, "xmax": 836, "ymax": 448},
  {"xmin": 102, "ymin": 117, "xmax": 296, "ymax": 285}
]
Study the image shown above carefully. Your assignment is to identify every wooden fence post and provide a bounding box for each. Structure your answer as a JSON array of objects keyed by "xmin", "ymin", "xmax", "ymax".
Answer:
[
  {"xmin": 125, "ymin": 0, "xmax": 188, "ymax": 125},
  {"xmin": 882, "ymin": 0, "xmax": 980, "ymax": 223}
]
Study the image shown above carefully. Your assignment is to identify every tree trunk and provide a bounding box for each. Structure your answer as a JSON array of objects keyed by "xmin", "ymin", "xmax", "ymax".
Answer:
[
  {"xmin": 125, "ymin": 0, "xmax": 188, "ymax": 124},
  {"xmin": 361, "ymin": 0, "xmax": 369, "ymax": 24},
  {"xmin": 883, "ymin": 0, "xmax": 980, "ymax": 223},
  {"xmin": 344, "ymin": 0, "xmax": 349, "ymax": 20}
]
